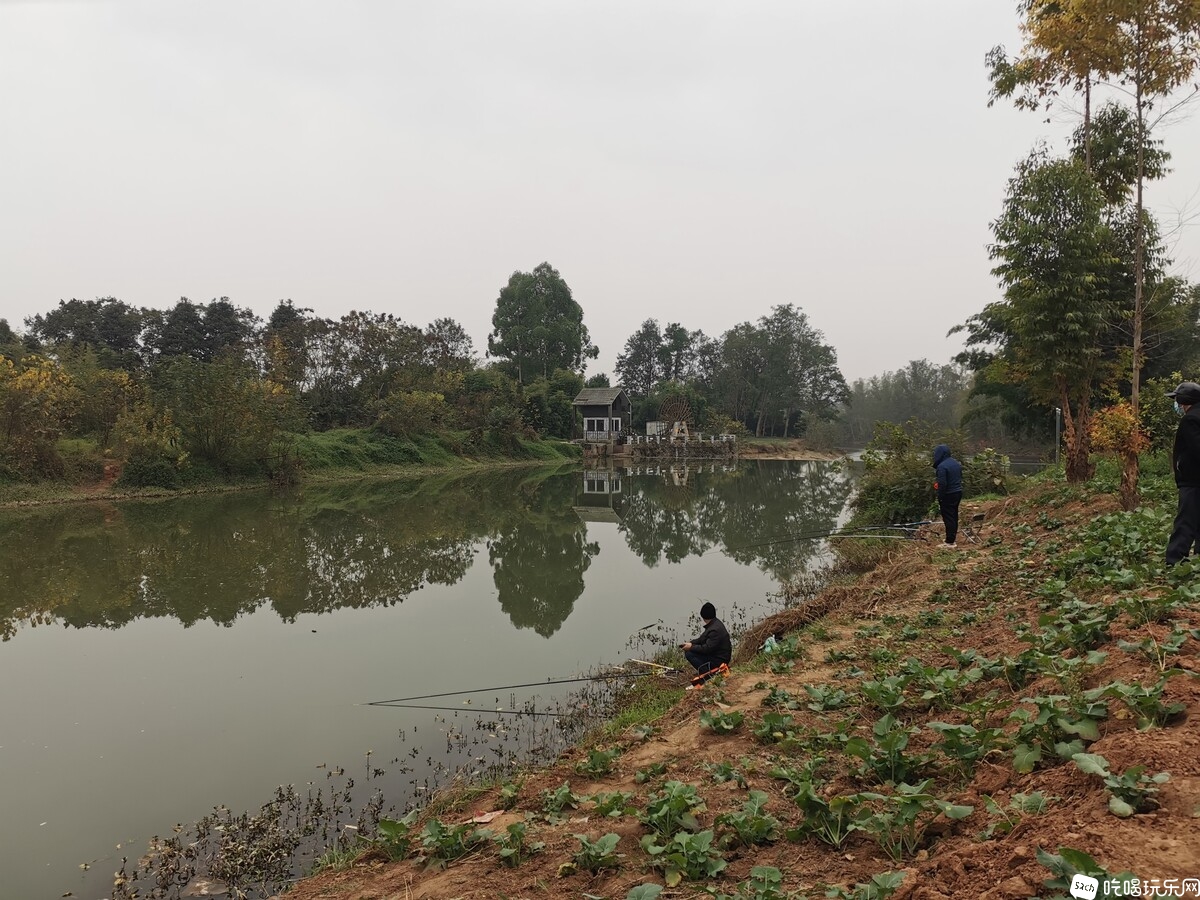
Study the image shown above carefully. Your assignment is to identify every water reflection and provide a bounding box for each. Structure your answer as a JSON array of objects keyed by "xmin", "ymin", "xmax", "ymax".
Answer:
[{"xmin": 0, "ymin": 460, "xmax": 850, "ymax": 643}]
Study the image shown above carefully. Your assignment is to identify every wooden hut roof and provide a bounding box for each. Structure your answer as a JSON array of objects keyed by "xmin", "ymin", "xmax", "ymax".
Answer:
[{"xmin": 572, "ymin": 387, "xmax": 627, "ymax": 406}]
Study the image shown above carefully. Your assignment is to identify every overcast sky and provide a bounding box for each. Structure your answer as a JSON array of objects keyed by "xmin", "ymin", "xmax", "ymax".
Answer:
[{"xmin": 2, "ymin": 1, "xmax": 1198, "ymax": 383}]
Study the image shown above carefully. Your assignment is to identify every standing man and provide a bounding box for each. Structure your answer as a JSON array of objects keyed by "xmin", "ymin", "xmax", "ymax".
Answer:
[
  {"xmin": 680, "ymin": 602, "xmax": 731, "ymax": 689},
  {"xmin": 932, "ymin": 444, "xmax": 963, "ymax": 548},
  {"xmin": 1166, "ymin": 382, "xmax": 1200, "ymax": 567}
]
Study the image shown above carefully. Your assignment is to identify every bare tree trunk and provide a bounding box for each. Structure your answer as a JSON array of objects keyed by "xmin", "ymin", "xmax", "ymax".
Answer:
[
  {"xmin": 1123, "ymin": 78, "xmax": 1147, "ymax": 511},
  {"xmin": 1084, "ymin": 77, "xmax": 1092, "ymax": 171},
  {"xmin": 1060, "ymin": 384, "xmax": 1095, "ymax": 483}
]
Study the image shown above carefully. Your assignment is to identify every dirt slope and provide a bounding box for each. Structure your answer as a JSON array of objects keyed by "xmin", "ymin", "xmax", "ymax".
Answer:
[{"xmin": 283, "ymin": 484, "xmax": 1200, "ymax": 900}]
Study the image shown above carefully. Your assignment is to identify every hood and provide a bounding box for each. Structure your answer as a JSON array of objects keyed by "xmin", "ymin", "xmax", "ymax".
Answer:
[{"xmin": 932, "ymin": 444, "xmax": 951, "ymax": 467}]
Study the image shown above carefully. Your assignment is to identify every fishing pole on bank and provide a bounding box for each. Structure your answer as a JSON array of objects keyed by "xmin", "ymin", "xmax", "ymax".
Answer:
[
  {"xmin": 719, "ymin": 520, "xmax": 936, "ymax": 555},
  {"xmin": 363, "ymin": 671, "xmax": 653, "ymax": 708}
]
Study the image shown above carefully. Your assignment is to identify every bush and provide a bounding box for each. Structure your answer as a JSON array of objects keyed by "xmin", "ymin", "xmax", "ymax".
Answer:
[{"xmin": 118, "ymin": 450, "xmax": 181, "ymax": 489}]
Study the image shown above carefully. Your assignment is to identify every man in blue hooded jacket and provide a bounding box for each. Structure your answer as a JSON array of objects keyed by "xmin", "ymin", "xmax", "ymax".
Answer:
[{"xmin": 932, "ymin": 444, "xmax": 963, "ymax": 548}]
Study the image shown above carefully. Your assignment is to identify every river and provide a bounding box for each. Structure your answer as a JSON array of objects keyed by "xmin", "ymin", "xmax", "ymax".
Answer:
[{"xmin": 0, "ymin": 458, "xmax": 852, "ymax": 899}]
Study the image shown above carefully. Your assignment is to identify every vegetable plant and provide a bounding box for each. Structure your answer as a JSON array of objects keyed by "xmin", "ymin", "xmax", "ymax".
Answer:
[
  {"xmin": 570, "ymin": 832, "xmax": 623, "ymax": 873},
  {"xmin": 494, "ymin": 821, "xmax": 544, "ymax": 868},
  {"xmin": 589, "ymin": 790, "xmax": 636, "ymax": 818},
  {"xmin": 637, "ymin": 781, "xmax": 706, "ymax": 837},
  {"xmin": 575, "ymin": 746, "xmax": 622, "ymax": 776},
  {"xmin": 715, "ymin": 790, "xmax": 781, "ymax": 847},
  {"xmin": 785, "ymin": 780, "xmax": 873, "ymax": 848},
  {"xmin": 1071, "ymin": 753, "xmax": 1169, "ymax": 817},
  {"xmin": 858, "ymin": 781, "xmax": 973, "ymax": 862},
  {"xmin": 714, "ymin": 866, "xmax": 805, "ymax": 900},
  {"xmin": 634, "ymin": 762, "xmax": 668, "ymax": 784},
  {"xmin": 844, "ymin": 714, "xmax": 931, "ymax": 785},
  {"xmin": 700, "ymin": 709, "xmax": 745, "ymax": 734},
  {"xmin": 418, "ymin": 818, "xmax": 489, "ymax": 868},
  {"xmin": 540, "ymin": 781, "xmax": 582, "ymax": 822},
  {"xmin": 373, "ymin": 809, "xmax": 419, "ymax": 860},
  {"xmin": 640, "ymin": 829, "xmax": 726, "ymax": 886}
]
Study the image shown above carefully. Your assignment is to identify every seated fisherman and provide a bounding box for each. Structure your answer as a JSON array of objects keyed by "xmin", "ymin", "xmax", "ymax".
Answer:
[{"xmin": 680, "ymin": 602, "xmax": 731, "ymax": 688}]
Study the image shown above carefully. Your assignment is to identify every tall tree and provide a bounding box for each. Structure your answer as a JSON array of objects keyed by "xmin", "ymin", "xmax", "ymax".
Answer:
[
  {"xmin": 615, "ymin": 319, "xmax": 663, "ymax": 397},
  {"xmin": 487, "ymin": 262, "xmax": 597, "ymax": 383},
  {"xmin": 956, "ymin": 152, "xmax": 1118, "ymax": 481}
]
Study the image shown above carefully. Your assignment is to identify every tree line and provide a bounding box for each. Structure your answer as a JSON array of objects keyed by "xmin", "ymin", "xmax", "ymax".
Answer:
[{"xmin": 0, "ymin": 261, "xmax": 858, "ymax": 486}]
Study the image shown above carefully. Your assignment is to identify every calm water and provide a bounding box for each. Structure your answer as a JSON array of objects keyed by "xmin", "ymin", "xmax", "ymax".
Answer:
[{"xmin": 0, "ymin": 459, "xmax": 851, "ymax": 899}]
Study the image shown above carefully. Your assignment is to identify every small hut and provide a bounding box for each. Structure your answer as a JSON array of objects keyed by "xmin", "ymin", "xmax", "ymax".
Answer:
[{"xmin": 572, "ymin": 387, "xmax": 632, "ymax": 442}]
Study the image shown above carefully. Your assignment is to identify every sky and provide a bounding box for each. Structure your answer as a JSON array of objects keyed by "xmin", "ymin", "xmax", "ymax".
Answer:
[{"xmin": 1, "ymin": 1, "xmax": 1198, "ymax": 385}]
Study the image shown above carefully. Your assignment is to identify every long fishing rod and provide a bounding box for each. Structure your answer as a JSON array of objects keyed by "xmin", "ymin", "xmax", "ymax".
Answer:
[
  {"xmin": 721, "ymin": 521, "xmax": 932, "ymax": 555},
  {"xmin": 368, "ymin": 702, "xmax": 573, "ymax": 717},
  {"xmin": 364, "ymin": 671, "xmax": 649, "ymax": 707}
]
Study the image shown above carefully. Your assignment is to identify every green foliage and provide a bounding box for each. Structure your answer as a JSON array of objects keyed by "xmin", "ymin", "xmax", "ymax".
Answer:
[
  {"xmin": 540, "ymin": 782, "xmax": 582, "ymax": 822},
  {"xmin": 634, "ymin": 762, "xmax": 668, "ymax": 784},
  {"xmin": 979, "ymin": 792, "xmax": 1052, "ymax": 840},
  {"xmin": 844, "ymin": 715, "xmax": 932, "ymax": 786},
  {"xmin": 640, "ymin": 829, "xmax": 727, "ymax": 887},
  {"xmin": 1038, "ymin": 847, "xmax": 1138, "ymax": 899},
  {"xmin": 1086, "ymin": 674, "xmax": 1185, "ymax": 729},
  {"xmin": 785, "ymin": 780, "xmax": 873, "ymax": 849},
  {"xmin": 928, "ymin": 722, "xmax": 1009, "ymax": 776},
  {"xmin": 713, "ymin": 866, "xmax": 805, "ymax": 900},
  {"xmin": 858, "ymin": 781, "xmax": 973, "ymax": 862},
  {"xmin": 570, "ymin": 832, "xmax": 623, "ymax": 873},
  {"xmin": 700, "ymin": 709, "xmax": 745, "ymax": 734},
  {"xmin": 705, "ymin": 761, "xmax": 748, "ymax": 788},
  {"xmin": 637, "ymin": 781, "xmax": 706, "ymax": 838},
  {"xmin": 589, "ymin": 791, "xmax": 636, "ymax": 818},
  {"xmin": 373, "ymin": 810, "xmax": 420, "ymax": 860},
  {"xmin": 753, "ymin": 712, "xmax": 800, "ymax": 745},
  {"xmin": 849, "ymin": 420, "xmax": 950, "ymax": 528},
  {"xmin": 715, "ymin": 791, "xmax": 781, "ymax": 847},
  {"xmin": 1009, "ymin": 694, "xmax": 1108, "ymax": 773},
  {"xmin": 493, "ymin": 821, "xmax": 544, "ymax": 868},
  {"xmin": 374, "ymin": 390, "xmax": 451, "ymax": 437},
  {"xmin": 417, "ymin": 818, "xmax": 489, "ymax": 868},
  {"xmin": 1056, "ymin": 507, "xmax": 1172, "ymax": 587},
  {"xmin": 822, "ymin": 871, "xmax": 906, "ymax": 900},
  {"xmin": 804, "ymin": 684, "xmax": 852, "ymax": 711},
  {"xmin": 488, "ymin": 262, "xmax": 597, "ymax": 383},
  {"xmin": 575, "ymin": 746, "xmax": 622, "ymax": 777},
  {"xmin": 1072, "ymin": 753, "xmax": 1169, "ymax": 817}
]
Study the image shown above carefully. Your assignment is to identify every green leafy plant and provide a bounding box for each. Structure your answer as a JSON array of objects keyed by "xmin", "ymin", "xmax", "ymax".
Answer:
[
  {"xmin": 640, "ymin": 829, "xmax": 727, "ymax": 887},
  {"xmin": 785, "ymin": 780, "xmax": 873, "ymax": 848},
  {"xmin": 753, "ymin": 712, "xmax": 800, "ymax": 745},
  {"xmin": 844, "ymin": 714, "xmax": 932, "ymax": 785},
  {"xmin": 373, "ymin": 809, "xmax": 419, "ymax": 860},
  {"xmin": 706, "ymin": 761, "xmax": 749, "ymax": 788},
  {"xmin": 1071, "ymin": 753, "xmax": 1169, "ymax": 817},
  {"xmin": 861, "ymin": 676, "xmax": 911, "ymax": 713},
  {"xmin": 496, "ymin": 779, "xmax": 522, "ymax": 810},
  {"xmin": 1118, "ymin": 625, "xmax": 1192, "ymax": 671},
  {"xmin": 1086, "ymin": 674, "xmax": 1186, "ymax": 729},
  {"xmin": 761, "ymin": 686, "xmax": 800, "ymax": 709},
  {"xmin": 637, "ymin": 781, "xmax": 706, "ymax": 837},
  {"xmin": 700, "ymin": 708, "xmax": 746, "ymax": 734},
  {"xmin": 575, "ymin": 746, "xmax": 622, "ymax": 777},
  {"xmin": 858, "ymin": 781, "xmax": 973, "ymax": 861},
  {"xmin": 805, "ymin": 684, "xmax": 852, "ymax": 711},
  {"xmin": 1038, "ymin": 847, "xmax": 1138, "ymax": 899},
  {"xmin": 1009, "ymin": 694, "xmax": 1107, "ymax": 773},
  {"xmin": 978, "ymin": 792, "xmax": 1052, "ymax": 840},
  {"xmin": 493, "ymin": 821, "xmax": 544, "ymax": 868},
  {"xmin": 927, "ymin": 721, "xmax": 1009, "ymax": 776},
  {"xmin": 626, "ymin": 886, "xmax": 664, "ymax": 900},
  {"xmin": 634, "ymin": 762, "xmax": 668, "ymax": 784},
  {"xmin": 715, "ymin": 790, "xmax": 781, "ymax": 847},
  {"xmin": 570, "ymin": 832, "xmax": 623, "ymax": 873},
  {"xmin": 418, "ymin": 818, "xmax": 489, "ymax": 869},
  {"xmin": 540, "ymin": 781, "xmax": 582, "ymax": 822},
  {"xmin": 590, "ymin": 790, "xmax": 636, "ymax": 818},
  {"xmin": 714, "ymin": 866, "xmax": 805, "ymax": 900},
  {"xmin": 822, "ymin": 870, "xmax": 906, "ymax": 900}
]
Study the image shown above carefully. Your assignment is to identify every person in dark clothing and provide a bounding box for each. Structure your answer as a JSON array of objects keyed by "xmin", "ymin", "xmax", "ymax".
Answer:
[
  {"xmin": 932, "ymin": 444, "xmax": 964, "ymax": 548},
  {"xmin": 1166, "ymin": 382, "xmax": 1200, "ymax": 567},
  {"xmin": 681, "ymin": 602, "xmax": 731, "ymax": 686}
]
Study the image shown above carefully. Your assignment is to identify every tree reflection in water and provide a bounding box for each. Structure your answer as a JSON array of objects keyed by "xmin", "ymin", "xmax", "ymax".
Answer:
[{"xmin": 0, "ymin": 460, "xmax": 850, "ymax": 642}]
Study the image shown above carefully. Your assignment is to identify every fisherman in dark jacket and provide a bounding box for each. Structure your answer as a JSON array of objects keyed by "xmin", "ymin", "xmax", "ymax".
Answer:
[
  {"xmin": 681, "ymin": 602, "xmax": 731, "ymax": 683},
  {"xmin": 1166, "ymin": 382, "xmax": 1200, "ymax": 567},
  {"xmin": 932, "ymin": 444, "xmax": 964, "ymax": 548}
]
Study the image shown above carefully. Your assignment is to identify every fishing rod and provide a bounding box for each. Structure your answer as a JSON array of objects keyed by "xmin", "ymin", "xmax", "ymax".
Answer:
[
  {"xmin": 721, "ymin": 521, "xmax": 933, "ymax": 555},
  {"xmin": 364, "ymin": 671, "xmax": 649, "ymax": 707},
  {"xmin": 368, "ymin": 702, "xmax": 573, "ymax": 717}
]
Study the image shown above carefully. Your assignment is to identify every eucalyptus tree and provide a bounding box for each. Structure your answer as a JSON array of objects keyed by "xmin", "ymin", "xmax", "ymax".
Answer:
[
  {"xmin": 615, "ymin": 319, "xmax": 663, "ymax": 397},
  {"xmin": 488, "ymin": 262, "xmax": 597, "ymax": 383},
  {"xmin": 956, "ymin": 152, "xmax": 1118, "ymax": 482}
]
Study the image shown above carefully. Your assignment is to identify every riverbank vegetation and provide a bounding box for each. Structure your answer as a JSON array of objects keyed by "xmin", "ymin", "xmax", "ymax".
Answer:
[{"xmin": 237, "ymin": 449, "xmax": 1200, "ymax": 900}]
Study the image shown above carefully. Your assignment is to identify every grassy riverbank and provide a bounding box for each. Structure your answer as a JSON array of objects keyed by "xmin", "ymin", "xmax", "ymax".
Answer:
[
  {"xmin": 278, "ymin": 457, "xmax": 1200, "ymax": 900},
  {"xmin": 0, "ymin": 427, "xmax": 582, "ymax": 506}
]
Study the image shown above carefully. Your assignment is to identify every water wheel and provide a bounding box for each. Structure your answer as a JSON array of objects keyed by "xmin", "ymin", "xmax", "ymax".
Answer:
[{"xmin": 658, "ymin": 396, "xmax": 693, "ymax": 428}]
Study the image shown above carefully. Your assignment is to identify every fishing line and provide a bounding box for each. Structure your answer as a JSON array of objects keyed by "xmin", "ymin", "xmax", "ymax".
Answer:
[
  {"xmin": 367, "ymin": 702, "xmax": 573, "ymax": 717},
  {"xmin": 364, "ymin": 671, "xmax": 649, "ymax": 707}
]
